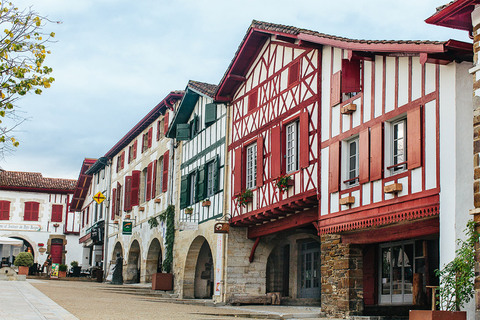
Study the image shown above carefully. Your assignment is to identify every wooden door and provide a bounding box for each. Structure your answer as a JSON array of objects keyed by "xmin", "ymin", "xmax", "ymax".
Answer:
[{"xmin": 50, "ymin": 243, "xmax": 63, "ymax": 264}]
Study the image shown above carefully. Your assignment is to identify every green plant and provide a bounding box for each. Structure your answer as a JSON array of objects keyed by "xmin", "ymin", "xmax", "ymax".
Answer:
[
  {"xmin": 70, "ymin": 261, "xmax": 78, "ymax": 268},
  {"xmin": 185, "ymin": 207, "xmax": 193, "ymax": 214},
  {"xmin": 275, "ymin": 174, "xmax": 292, "ymax": 192},
  {"xmin": 235, "ymin": 189, "xmax": 253, "ymax": 207},
  {"xmin": 435, "ymin": 220, "xmax": 478, "ymax": 311},
  {"xmin": 148, "ymin": 216, "xmax": 159, "ymax": 229},
  {"xmin": 158, "ymin": 205, "xmax": 175, "ymax": 273},
  {"xmin": 59, "ymin": 264, "xmax": 68, "ymax": 272},
  {"xmin": 13, "ymin": 252, "xmax": 33, "ymax": 267}
]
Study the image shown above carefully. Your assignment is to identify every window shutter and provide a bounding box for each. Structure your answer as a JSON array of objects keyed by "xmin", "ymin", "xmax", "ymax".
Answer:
[
  {"xmin": 124, "ymin": 176, "xmax": 132, "ymax": 211},
  {"xmin": 180, "ymin": 175, "xmax": 189, "ymax": 209},
  {"xmin": 24, "ymin": 202, "xmax": 39, "ymax": 221},
  {"xmin": 131, "ymin": 170, "xmax": 140, "ymax": 206},
  {"xmin": 51, "ymin": 204, "xmax": 63, "ymax": 222},
  {"xmin": 233, "ymin": 148, "xmax": 243, "ymax": 195},
  {"xmin": 328, "ymin": 141, "xmax": 340, "ymax": 193},
  {"xmin": 192, "ymin": 115, "xmax": 199, "ymax": 136},
  {"xmin": 213, "ymin": 155, "xmax": 220, "ymax": 193},
  {"xmin": 359, "ymin": 128, "xmax": 370, "ymax": 184},
  {"xmin": 205, "ymin": 103, "xmax": 217, "ymax": 126},
  {"xmin": 256, "ymin": 135, "xmax": 264, "ymax": 187},
  {"xmin": 330, "ymin": 71, "xmax": 341, "ymax": 107},
  {"xmin": 407, "ymin": 106, "xmax": 422, "ymax": 170},
  {"xmin": 0, "ymin": 201, "xmax": 10, "ymax": 220},
  {"xmin": 162, "ymin": 150, "xmax": 169, "ymax": 192},
  {"xmin": 152, "ymin": 160, "xmax": 157, "ymax": 197},
  {"xmin": 271, "ymin": 125, "xmax": 282, "ymax": 178},
  {"xmin": 32, "ymin": 202, "xmax": 39, "ymax": 221},
  {"xmin": 148, "ymin": 127, "xmax": 153, "ymax": 148},
  {"xmin": 133, "ymin": 140, "xmax": 137, "ymax": 159},
  {"xmin": 24, "ymin": 202, "xmax": 31, "ymax": 220},
  {"xmin": 164, "ymin": 112, "xmax": 170, "ymax": 135},
  {"xmin": 370, "ymin": 123, "xmax": 383, "ymax": 181},
  {"xmin": 288, "ymin": 61, "xmax": 300, "ymax": 86},
  {"xmin": 176, "ymin": 123, "xmax": 191, "ymax": 141},
  {"xmin": 299, "ymin": 112, "xmax": 310, "ymax": 169},
  {"xmin": 146, "ymin": 162, "xmax": 153, "ymax": 201},
  {"xmin": 248, "ymin": 89, "xmax": 258, "ymax": 112},
  {"xmin": 111, "ymin": 188, "xmax": 116, "ymax": 219},
  {"xmin": 121, "ymin": 151, "xmax": 125, "ymax": 169},
  {"xmin": 196, "ymin": 165, "xmax": 206, "ymax": 202},
  {"xmin": 142, "ymin": 134, "xmax": 146, "ymax": 153},
  {"xmin": 116, "ymin": 182, "xmax": 122, "ymax": 215},
  {"xmin": 341, "ymin": 59, "xmax": 361, "ymax": 93}
]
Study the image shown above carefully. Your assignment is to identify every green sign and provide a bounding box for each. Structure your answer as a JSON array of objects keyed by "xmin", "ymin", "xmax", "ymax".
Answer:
[{"xmin": 122, "ymin": 221, "xmax": 132, "ymax": 235}]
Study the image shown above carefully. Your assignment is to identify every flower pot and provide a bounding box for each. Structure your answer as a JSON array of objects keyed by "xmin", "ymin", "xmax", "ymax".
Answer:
[
  {"xmin": 17, "ymin": 266, "xmax": 29, "ymax": 275},
  {"xmin": 125, "ymin": 214, "xmax": 131, "ymax": 219},
  {"xmin": 409, "ymin": 310, "xmax": 466, "ymax": 320},
  {"xmin": 185, "ymin": 208, "xmax": 193, "ymax": 215},
  {"xmin": 152, "ymin": 273, "xmax": 173, "ymax": 291},
  {"xmin": 58, "ymin": 270, "xmax": 67, "ymax": 278},
  {"xmin": 202, "ymin": 200, "xmax": 211, "ymax": 207}
]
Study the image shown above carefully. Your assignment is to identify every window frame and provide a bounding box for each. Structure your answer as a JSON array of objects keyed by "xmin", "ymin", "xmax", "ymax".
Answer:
[
  {"xmin": 206, "ymin": 161, "xmax": 215, "ymax": 197},
  {"xmin": 188, "ymin": 171, "xmax": 196, "ymax": 206},
  {"xmin": 245, "ymin": 142, "xmax": 257, "ymax": 190},
  {"xmin": 285, "ymin": 120, "xmax": 299, "ymax": 174},
  {"xmin": 391, "ymin": 118, "xmax": 407, "ymax": 173},
  {"xmin": 344, "ymin": 137, "xmax": 359, "ymax": 187}
]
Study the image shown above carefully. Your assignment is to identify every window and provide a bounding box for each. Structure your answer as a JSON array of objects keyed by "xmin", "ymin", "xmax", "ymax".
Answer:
[
  {"xmin": 156, "ymin": 156, "xmax": 164, "ymax": 196},
  {"xmin": 142, "ymin": 132, "xmax": 149, "ymax": 152},
  {"xmin": 190, "ymin": 115, "xmax": 199, "ymax": 139},
  {"xmin": 142, "ymin": 168, "xmax": 148, "ymax": 203},
  {"xmin": 206, "ymin": 161, "xmax": 215, "ymax": 197},
  {"xmin": 286, "ymin": 121, "xmax": 299, "ymax": 173},
  {"xmin": 391, "ymin": 119, "xmax": 406, "ymax": 172},
  {"xmin": 116, "ymin": 151, "xmax": 125, "ymax": 172},
  {"xmin": 157, "ymin": 119, "xmax": 164, "ymax": 141},
  {"xmin": 331, "ymin": 59, "xmax": 362, "ymax": 107},
  {"xmin": 246, "ymin": 143, "xmax": 257, "ymax": 190},
  {"xmin": 0, "ymin": 201, "xmax": 10, "ymax": 220},
  {"xmin": 346, "ymin": 138, "xmax": 359, "ymax": 186},
  {"xmin": 128, "ymin": 140, "xmax": 137, "ymax": 164},
  {"xmin": 51, "ymin": 204, "xmax": 63, "ymax": 222},
  {"xmin": 24, "ymin": 201, "xmax": 39, "ymax": 221},
  {"xmin": 189, "ymin": 172, "xmax": 196, "ymax": 205}
]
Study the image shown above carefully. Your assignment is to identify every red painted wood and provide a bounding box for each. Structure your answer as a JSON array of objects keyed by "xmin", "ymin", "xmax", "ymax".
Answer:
[
  {"xmin": 249, "ymin": 237, "xmax": 261, "ymax": 262},
  {"xmin": 121, "ymin": 151, "xmax": 125, "ymax": 169},
  {"xmin": 116, "ymin": 182, "xmax": 122, "ymax": 214},
  {"xmin": 288, "ymin": 60, "xmax": 300, "ymax": 86},
  {"xmin": 299, "ymin": 111, "xmax": 309, "ymax": 169},
  {"xmin": 146, "ymin": 162, "xmax": 153, "ymax": 201},
  {"xmin": 359, "ymin": 128, "xmax": 370, "ymax": 184},
  {"xmin": 328, "ymin": 141, "xmax": 340, "ymax": 193},
  {"xmin": 248, "ymin": 89, "xmax": 258, "ymax": 112},
  {"xmin": 131, "ymin": 170, "xmax": 140, "ymax": 206},
  {"xmin": 111, "ymin": 188, "xmax": 116, "ymax": 219},
  {"xmin": 234, "ymin": 148, "xmax": 243, "ymax": 195},
  {"xmin": 133, "ymin": 140, "xmax": 137, "ymax": 159},
  {"xmin": 247, "ymin": 208, "xmax": 317, "ymax": 238},
  {"xmin": 341, "ymin": 59, "xmax": 361, "ymax": 93},
  {"xmin": 124, "ymin": 176, "xmax": 132, "ymax": 211},
  {"xmin": 271, "ymin": 125, "xmax": 282, "ymax": 179},
  {"xmin": 363, "ymin": 245, "xmax": 376, "ymax": 305},
  {"xmin": 330, "ymin": 71, "xmax": 341, "ymax": 106},
  {"xmin": 24, "ymin": 202, "xmax": 39, "ymax": 221},
  {"xmin": 148, "ymin": 127, "xmax": 153, "ymax": 148},
  {"xmin": 50, "ymin": 243, "xmax": 63, "ymax": 264},
  {"xmin": 162, "ymin": 151, "xmax": 169, "ymax": 192},
  {"xmin": 0, "ymin": 201, "xmax": 9, "ymax": 220},
  {"xmin": 152, "ymin": 159, "xmax": 157, "ymax": 197},
  {"xmin": 408, "ymin": 106, "xmax": 422, "ymax": 169},
  {"xmin": 51, "ymin": 204, "xmax": 63, "ymax": 222},
  {"xmin": 163, "ymin": 111, "xmax": 169, "ymax": 135},
  {"xmin": 256, "ymin": 135, "xmax": 264, "ymax": 187},
  {"xmin": 370, "ymin": 122, "xmax": 383, "ymax": 181}
]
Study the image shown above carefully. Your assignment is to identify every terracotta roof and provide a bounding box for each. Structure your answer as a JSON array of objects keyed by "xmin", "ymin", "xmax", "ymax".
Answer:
[
  {"xmin": 188, "ymin": 80, "xmax": 217, "ymax": 98},
  {"xmin": 0, "ymin": 170, "xmax": 76, "ymax": 192}
]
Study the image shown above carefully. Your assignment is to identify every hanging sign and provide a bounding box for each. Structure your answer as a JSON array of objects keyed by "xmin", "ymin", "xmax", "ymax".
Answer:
[{"xmin": 122, "ymin": 221, "xmax": 132, "ymax": 235}]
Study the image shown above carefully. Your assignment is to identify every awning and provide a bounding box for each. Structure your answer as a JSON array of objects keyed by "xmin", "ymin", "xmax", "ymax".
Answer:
[{"xmin": 0, "ymin": 237, "xmax": 23, "ymax": 246}]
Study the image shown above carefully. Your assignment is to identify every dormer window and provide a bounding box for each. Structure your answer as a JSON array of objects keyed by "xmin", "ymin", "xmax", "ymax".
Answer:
[{"xmin": 331, "ymin": 59, "xmax": 362, "ymax": 107}]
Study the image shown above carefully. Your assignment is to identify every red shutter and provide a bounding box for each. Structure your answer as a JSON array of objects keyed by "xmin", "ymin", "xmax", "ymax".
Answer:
[
  {"xmin": 341, "ymin": 59, "xmax": 361, "ymax": 93},
  {"xmin": 288, "ymin": 61, "xmax": 300, "ymax": 86},
  {"xmin": 299, "ymin": 111, "xmax": 310, "ymax": 169},
  {"xmin": 51, "ymin": 204, "xmax": 63, "ymax": 222},
  {"xmin": 148, "ymin": 127, "xmax": 153, "ymax": 148},
  {"xmin": 248, "ymin": 89, "xmax": 258, "ymax": 112},
  {"xmin": 146, "ymin": 162, "xmax": 153, "ymax": 201},
  {"xmin": 157, "ymin": 121, "xmax": 161, "ymax": 141},
  {"xmin": 256, "ymin": 135, "xmax": 264, "ymax": 187},
  {"xmin": 271, "ymin": 125, "xmax": 282, "ymax": 178},
  {"xmin": 408, "ymin": 106, "xmax": 422, "ymax": 170},
  {"xmin": 86, "ymin": 207, "xmax": 89, "ymax": 224},
  {"xmin": 121, "ymin": 151, "xmax": 125, "ymax": 169},
  {"xmin": 116, "ymin": 182, "xmax": 122, "ymax": 215},
  {"xmin": 164, "ymin": 112, "xmax": 169, "ymax": 135},
  {"xmin": 359, "ymin": 128, "xmax": 370, "ymax": 184},
  {"xmin": 82, "ymin": 211, "xmax": 85, "ymax": 227},
  {"xmin": 131, "ymin": 171, "xmax": 140, "ymax": 206},
  {"xmin": 0, "ymin": 201, "xmax": 9, "ymax": 220},
  {"xmin": 133, "ymin": 140, "xmax": 137, "ymax": 159},
  {"xmin": 162, "ymin": 151, "xmax": 169, "ymax": 192},
  {"xmin": 328, "ymin": 141, "xmax": 340, "ymax": 193},
  {"xmin": 142, "ymin": 134, "xmax": 146, "ymax": 153},
  {"xmin": 330, "ymin": 71, "xmax": 341, "ymax": 106},
  {"xmin": 24, "ymin": 202, "xmax": 31, "ymax": 220},
  {"xmin": 152, "ymin": 160, "xmax": 157, "ymax": 197},
  {"xmin": 370, "ymin": 123, "xmax": 383, "ymax": 181},
  {"xmin": 233, "ymin": 148, "xmax": 243, "ymax": 195},
  {"xmin": 111, "ymin": 188, "xmax": 117, "ymax": 219},
  {"xmin": 124, "ymin": 176, "xmax": 132, "ymax": 211}
]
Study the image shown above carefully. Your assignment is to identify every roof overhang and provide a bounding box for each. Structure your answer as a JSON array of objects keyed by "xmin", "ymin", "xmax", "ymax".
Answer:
[
  {"xmin": 70, "ymin": 158, "xmax": 97, "ymax": 212},
  {"xmin": 425, "ymin": 0, "xmax": 480, "ymax": 33}
]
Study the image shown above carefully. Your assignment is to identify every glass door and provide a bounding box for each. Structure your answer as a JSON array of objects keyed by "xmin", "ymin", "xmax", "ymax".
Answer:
[{"xmin": 298, "ymin": 241, "xmax": 321, "ymax": 298}]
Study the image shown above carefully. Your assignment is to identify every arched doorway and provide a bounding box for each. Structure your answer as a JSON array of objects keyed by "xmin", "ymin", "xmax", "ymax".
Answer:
[
  {"xmin": 11, "ymin": 237, "xmax": 35, "ymax": 261},
  {"xmin": 112, "ymin": 242, "xmax": 123, "ymax": 261},
  {"xmin": 145, "ymin": 238, "xmax": 162, "ymax": 283},
  {"xmin": 266, "ymin": 244, "xmax": 290, "ymax": 297},
  {"xmin": 126, "ymin": 240, "xmax": 141, "ymax": 283},
  {"xmin": 183, "ymin": 236, "xmax": 214, "ymax": 299}
]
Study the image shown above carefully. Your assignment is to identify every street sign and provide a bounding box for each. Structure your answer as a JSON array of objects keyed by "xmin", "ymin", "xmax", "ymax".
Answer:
[
  {"xmin": 122, "ymin": 221, "xmax": 132, "ymax": 235},
  {"xmin": 93, "ymin": 192, "xmax": 106, "ymax": 204}
]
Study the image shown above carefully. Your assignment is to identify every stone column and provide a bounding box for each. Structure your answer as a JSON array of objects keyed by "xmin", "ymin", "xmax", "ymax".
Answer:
[{"xmin": 321, "ymin": 234, "xmax": 363, "ymax": 318}]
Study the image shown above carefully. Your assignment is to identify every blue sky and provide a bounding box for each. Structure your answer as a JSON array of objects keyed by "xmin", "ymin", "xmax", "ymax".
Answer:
[{"xmin": 1, "ymin": 0, "xmax": 470, "ymax": 179}]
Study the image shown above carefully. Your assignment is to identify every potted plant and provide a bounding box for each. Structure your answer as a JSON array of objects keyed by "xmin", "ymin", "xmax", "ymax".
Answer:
[
  {"xmin": 58, "ymin": 264, "xmax": 68, "ymax": 277},
  {"xmin": 275, "ymin": 174, "xmax": 293, "ymax": 192},
  {"xmin": 148, "ymin": 216, "xmax": 159, "ymax": 228},
  {"xmin": 185, "ymin": 207, "xmax": 193, "ymax": 215},
  {"xmin": 70, "ymin": 260, "xmax": 81, "ymax": 277},
  {"xmin": 152, "ymin": 205, "xmax": 175, "ymax": 291},
  {"xmin": 202, "ymin": 198, "xmax": 211, "ymax": 207},
  {"xmin": 235, "ymin": 189, "xmax": 253, "ymax": 207},
  {"xmin": 409, "ymin": 220, "xmax": 477, "ymax": 320},
  {"xmin": 14, "ymin": 252, "xmax": 34, "ymax": 275}
]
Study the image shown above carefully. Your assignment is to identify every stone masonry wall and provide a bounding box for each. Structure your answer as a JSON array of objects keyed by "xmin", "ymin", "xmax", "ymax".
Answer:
[{"xmin": 321, "ymin": 234, "xmax": 363, "ymax": 318}]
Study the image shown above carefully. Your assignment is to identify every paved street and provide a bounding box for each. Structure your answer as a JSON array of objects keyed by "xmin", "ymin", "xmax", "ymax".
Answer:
[{"xmin": 27, "ymin": 279, "xmax": 324, "ymax": 320}]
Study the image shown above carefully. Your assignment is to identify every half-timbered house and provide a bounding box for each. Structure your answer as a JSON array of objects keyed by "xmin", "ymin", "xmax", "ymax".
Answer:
[
  {"xmin": 167, "ymin": 81, "xmax": 227, "ymax": 301},
  {"xmin": 216, "ymin": 20, "xmax": 473, "ymax": 317}
]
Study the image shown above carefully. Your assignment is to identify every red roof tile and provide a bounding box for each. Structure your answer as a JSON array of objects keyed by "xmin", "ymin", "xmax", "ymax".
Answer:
[
  {"xmin": 188, "ymin": 80, "xmax": 218, "ymax": 98},
  {"xmin": 0, "ymin": 170, "xmax": 76, "ymax": 192}
]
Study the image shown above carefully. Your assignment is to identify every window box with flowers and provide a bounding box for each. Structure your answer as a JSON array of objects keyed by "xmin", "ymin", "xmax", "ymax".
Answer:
[
  {"xmin": 235, "ymin": 189, "xmax": 253, "ymax": 207},
  {"xmin": 185, "ymin": 207, "xmax": 193, "ymax": 215},
  {"xmin": 202, "ymin": 199, "xmax": 211, "ymax": 207},
  {"xmin": 275, "ymin": 174, "xmax": 293, "ymax": 192}
]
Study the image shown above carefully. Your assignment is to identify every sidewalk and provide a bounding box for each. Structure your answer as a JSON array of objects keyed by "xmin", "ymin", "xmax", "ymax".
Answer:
[{"xmin": 0, "ymin": 279, "xmax": 77, "ymax": 320}]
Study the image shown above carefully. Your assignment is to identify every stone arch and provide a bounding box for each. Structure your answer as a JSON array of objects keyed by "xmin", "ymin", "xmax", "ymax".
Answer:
[
  {"xmin": 112, "ymin": 241, "xmax": 124, "ymax": 261},
  {"xmin": 145, "ymin": 238, "xmax": 162, "ymax": 283},
  {"xmin": 126, "ymin": 239, "xmax": 141, "ymax": 283},
  {"xmin": 183, "ymin": 236, "xmax": 214, "ymax": 299},
  {"xmin": 4, "ymin": 233, "xmax": 38, "ymax": 263}
]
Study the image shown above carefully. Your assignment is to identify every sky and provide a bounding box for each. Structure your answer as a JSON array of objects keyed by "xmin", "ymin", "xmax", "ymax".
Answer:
[{"xmin": 0, "ymin": 0, "xmax": 471, "ymax": 180}]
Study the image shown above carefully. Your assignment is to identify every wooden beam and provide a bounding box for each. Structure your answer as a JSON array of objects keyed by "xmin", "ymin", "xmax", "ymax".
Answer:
[
  {"xmin": 249, "ymin": 237, "xmax": 261, "ymax": 263},
  {"xmin": 247, "ymin": 209, "xmax": 317, "ymax": 239},
  {"xmin": 227, "ymin": 74, "xmax": 247, "ymax": 82}
]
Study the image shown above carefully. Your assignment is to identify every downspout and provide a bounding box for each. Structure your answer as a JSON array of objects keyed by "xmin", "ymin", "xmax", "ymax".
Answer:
[{"xmin": 103, "ymin": 159, "xmax": 112, "ymax": 279}]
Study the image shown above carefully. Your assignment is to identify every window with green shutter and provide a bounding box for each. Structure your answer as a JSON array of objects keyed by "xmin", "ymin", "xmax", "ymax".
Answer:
[
  {"xmin": 196, "ymin": 165, "xmax": 206, "ymax": 202},
  {"xmin": 180, "ymin": 175, "xmax": 189, "ymax": 209},
  {"xmin": 213, "ymin": 155, "xmax": 220, "ymax": 194},
  {"xmin": 205, "ymin": 103, "xmax": 217, "ymax": 127},
  {"xmin": 190, "ymin": 115, "xmax": 199, "ymax": 138},
  {"xmin": 176, "ymin": 123, "xmax": 191, "ymax": 141}
]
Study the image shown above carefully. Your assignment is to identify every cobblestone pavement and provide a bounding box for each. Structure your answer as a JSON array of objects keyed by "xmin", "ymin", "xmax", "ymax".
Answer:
[{"xmin": 31, "ymin": 279, "xmax": 324, "ymax": 320}]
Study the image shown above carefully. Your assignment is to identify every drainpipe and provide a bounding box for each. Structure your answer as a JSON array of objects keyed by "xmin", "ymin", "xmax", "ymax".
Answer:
[{"xmin": 103, "ymin": 159, "xmax": 112, "ymax": 279}]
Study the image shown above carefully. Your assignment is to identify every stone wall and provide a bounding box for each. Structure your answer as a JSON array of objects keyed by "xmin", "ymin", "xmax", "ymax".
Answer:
[{"xmin": 321, "ymin": 234, "xmax": 363, "ymax": 318}]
